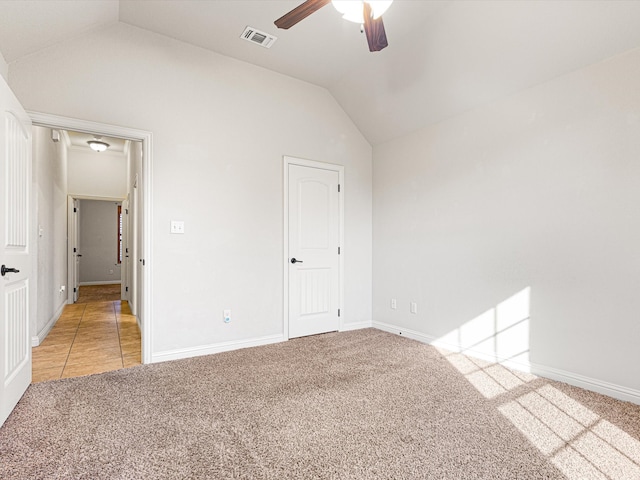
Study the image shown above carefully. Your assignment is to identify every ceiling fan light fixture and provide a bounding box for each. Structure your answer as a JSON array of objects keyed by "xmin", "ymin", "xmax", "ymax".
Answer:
[
  {"xmin": 87, "ymin": 139, "xmax": 110, "ymax": 152},
  {"xmin": 332, "ymin": 0, "xmax": 393, "ymax": 23}
]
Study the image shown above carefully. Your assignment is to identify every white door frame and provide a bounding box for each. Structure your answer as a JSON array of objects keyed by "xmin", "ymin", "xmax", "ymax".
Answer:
[
  {"xmin": 28, "ymin": 112, "xmax": 154, "ymax": 364},
  {"xmin": 67, "ymin": 195, "xmax": 125, "ymax": 300},
  {"xmin": 283, "ymin": 156, "xmax": 344, "ymax": 339}
]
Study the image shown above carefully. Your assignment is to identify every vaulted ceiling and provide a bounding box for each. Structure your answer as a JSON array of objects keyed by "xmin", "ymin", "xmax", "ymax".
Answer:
[{"xmin": 2, "ymin": 0, "xmax": 640, "ymax": 145}]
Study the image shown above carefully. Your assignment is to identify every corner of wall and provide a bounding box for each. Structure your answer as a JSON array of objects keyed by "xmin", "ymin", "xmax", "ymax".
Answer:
[
  {"xmin": 0, "ymin": 50, "xmax": 7, "ymax": 82},
  {"xmin": 32, "ymin": 301, "xmax": 66, "ymax": 347}
]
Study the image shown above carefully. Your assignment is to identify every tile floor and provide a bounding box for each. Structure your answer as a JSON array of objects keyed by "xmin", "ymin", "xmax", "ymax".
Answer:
[{"xmin": 32, "ymin": 286, "xmax": 142, "ymax": 383}]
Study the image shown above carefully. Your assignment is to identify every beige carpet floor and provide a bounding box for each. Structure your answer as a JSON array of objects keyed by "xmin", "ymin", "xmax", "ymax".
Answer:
[{"xmin": 1, "ymin": 329, "xmax": 639, "ymax": 479}]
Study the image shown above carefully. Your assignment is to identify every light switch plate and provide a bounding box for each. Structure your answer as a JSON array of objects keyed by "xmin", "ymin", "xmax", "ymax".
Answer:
[{"xmin": 170, "ymin": 220, "xmax": 185, "ymax": 234}]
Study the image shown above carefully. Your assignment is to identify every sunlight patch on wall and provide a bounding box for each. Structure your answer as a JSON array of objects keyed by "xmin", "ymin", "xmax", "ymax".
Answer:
[{"xmin": 434, "ymin": 287, "xmax": 531, "ymax": 370}]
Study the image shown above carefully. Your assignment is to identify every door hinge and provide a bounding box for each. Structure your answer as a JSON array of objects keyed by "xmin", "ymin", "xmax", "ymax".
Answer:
[
  {"xmin": 338, "ymin": 246, "xmax": 341, "ymax": 255},
  {"xmin": 338, "ymin": 309, "xmax": 341, "ymax": 317},
  {"xmin": 73, "ymin": 247, "xmax": 76, "ymax": 253},
  {"xmin": 73, "ymin": 207, "xmax": 77, "ymax": 213},
  {"xmin": 125, "ymin": 286, "xmax": 129, "ymax": 292},
  {"xmin": 338, "ymin": 184, "xmax": 341, "ymax": 193},
  {"xmin": 73, "ymin": 287, "xmax": 77, "ymax": 293}
]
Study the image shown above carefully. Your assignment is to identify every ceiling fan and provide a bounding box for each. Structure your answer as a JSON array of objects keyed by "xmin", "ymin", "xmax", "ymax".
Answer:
[{"xmin": 274, "ymin": 0, "xmax": 392, "ymax": 52}]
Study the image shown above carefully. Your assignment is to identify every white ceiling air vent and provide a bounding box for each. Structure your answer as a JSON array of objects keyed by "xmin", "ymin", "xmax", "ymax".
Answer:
[{"xmin": 240, "ymin": 26, "xmax": 277, "ymax": 49}]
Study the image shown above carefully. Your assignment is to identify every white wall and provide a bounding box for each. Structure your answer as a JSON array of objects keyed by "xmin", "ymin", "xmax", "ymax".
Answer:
[
  {"xmin": 373, "ymin": 47, "xmax": 640, "ymax": 399},
  {"xmin": 67, "ymin": 147, "xmax": 127, "ymax": 198},
  {"xmin": 79, "ymin": 199, "xmax": 122, "ymax": 284},
  {"xmin": 32, "ymin": 126, "xmax": 68, "ymax": 344},
  {"xmin": 0, "ymin": 49, "xmax": 7, "ymax": 82},
  {"xmin": 9, "ymin": 23, "xmax": 372, "ymax": 358}
]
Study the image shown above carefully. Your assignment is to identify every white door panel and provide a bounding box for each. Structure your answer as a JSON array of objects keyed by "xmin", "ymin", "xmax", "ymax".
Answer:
[
  {"xmin": 288, "ymin": 164, "xmax": 339, "ymax": 338},
  {"xmin": 66, "ymin": 197, "xmax": 80, "ymax": 303},
  {"xmin": 0, "ymin": 78, "xmax": 32, "ymax": 427},
  {"xmin": 121, "ymin": 198, "xmax": 129, "ymax": 301},
  {"xmin": 73, "ymin": 199, "xmax": 80, "ymax": 302}
]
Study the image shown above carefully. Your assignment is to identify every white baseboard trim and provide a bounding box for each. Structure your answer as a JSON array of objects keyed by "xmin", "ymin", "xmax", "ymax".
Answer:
[
  {"xmin": 151, "ymin": 333, "xmax": 285, "ymax": 363},
  {"xmin": 32, "ymin": 301, "xmax": 67, "ymax": 347},
  {"xmin": 372, "ymin": 321, "xmax": 640, "ymax": 405},
  {"xmin": 340, "ymin": 320, "xmax": 372, "ymax": 332},
  {"xmin": 79, "ymin": 281, "xmax": 122, "ymax": 286},
  {"xmin": 373, "ymin": 320, "xmax": 434, "ymax": 342},
  {"xmin": 527, "ymin": 363, "xmax": 640, "ymax": 405}
]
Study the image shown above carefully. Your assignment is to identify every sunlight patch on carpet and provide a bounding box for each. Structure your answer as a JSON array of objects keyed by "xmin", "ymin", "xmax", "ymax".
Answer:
[
  {"xmin": 434, "ymin": 283, "xmax": 640, "ymax": 480},
  {"xmin": 499, "ymin": 385, "xmax": 640, "ymax": 479}
]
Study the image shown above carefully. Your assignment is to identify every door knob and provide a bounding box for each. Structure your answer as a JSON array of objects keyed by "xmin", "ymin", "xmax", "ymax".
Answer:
[
  {"xmin": 1, "ymin": 265, "xmax": 20, "ymax": 276},
  {"xmin": 290, "ymin": 258, "xmax": 304, "ymax": 264}
]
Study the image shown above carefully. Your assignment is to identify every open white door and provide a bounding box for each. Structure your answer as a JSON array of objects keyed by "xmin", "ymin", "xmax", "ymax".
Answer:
[
  {"xmin": 121, "ymin": 198, "xmax": 129, "ymax": 301},
  {"xmin": 288, "ymin": 163, "xmax": 340, "ymax": 338},
  {"xmin": 135, "ymin": 173, "xmax": 144, "ymax": 324},
  {"xmin": 129, "ymin": 175, "xmax": 138, "ymax": 316},
  {"xmin": 0, "ymin": 77, "xmax": 32, "ymax": 427},
  {"xmin": 73, "ymin": 199, "xmax": 80, "ymax": 302},
  {"xmin": 67, "ymin": 197, "xmax": 80, "ymax": 303}
]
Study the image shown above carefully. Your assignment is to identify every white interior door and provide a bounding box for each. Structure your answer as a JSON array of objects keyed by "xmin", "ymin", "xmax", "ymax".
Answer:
[
  {"xmin": 74, "ymin": 199, "xmax": 80, "ymax": 302},
  {"xmin": 135, "ymin": 172, "xmax": 144, "ymax": 324},
  {"xmin": 129, "ymin": 175, "xmax": 138, "ymax": 316},
  {"xmin": 0, "ymin": 78, "xmax": 32, "ymax": 427},
  {"xmin": 67, "ymin": 197, "xmax": 80, "ymax": 303},
  {"xmin": 121, "ymin": 198, "xmax": 129, "ymax": 301},
  {"xmin": 288, "ymin": 164, "xmax": 340, "ymax": 338}
]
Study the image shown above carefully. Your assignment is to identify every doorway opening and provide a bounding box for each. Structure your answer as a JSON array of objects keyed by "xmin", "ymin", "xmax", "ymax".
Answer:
[{"xmin": 29, "ymin": 112, "xmax": 152, "ymax": 380}]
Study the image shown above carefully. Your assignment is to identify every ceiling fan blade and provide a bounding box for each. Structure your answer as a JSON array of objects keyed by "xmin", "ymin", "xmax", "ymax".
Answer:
[
  {"xmin": 363, "ymin": 2, "xmax": 388, "ymax": 52},
  {"xmin": 275, "ymin": 0, "xmax": 332, "ymax": 29}
]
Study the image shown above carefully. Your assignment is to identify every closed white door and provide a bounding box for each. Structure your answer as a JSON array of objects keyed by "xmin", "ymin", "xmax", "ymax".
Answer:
[
  {"xmin": 288, "ymin": 164, "xmax": 340, "ymax": 338},
  {"xmin": 0, "ymin": 78, "xmax": 32, "ymax": 427}
]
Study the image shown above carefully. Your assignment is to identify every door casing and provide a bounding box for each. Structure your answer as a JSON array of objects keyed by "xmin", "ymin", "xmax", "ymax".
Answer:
[{"xmin": 283, "ymin": 156, "xmax": 345, "ymax": 339}]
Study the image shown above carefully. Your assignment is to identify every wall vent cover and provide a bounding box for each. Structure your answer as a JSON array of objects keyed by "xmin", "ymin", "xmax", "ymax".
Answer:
[{"xmin": 240, "ymin": 26, "xmax": 277, "ymax": 49}]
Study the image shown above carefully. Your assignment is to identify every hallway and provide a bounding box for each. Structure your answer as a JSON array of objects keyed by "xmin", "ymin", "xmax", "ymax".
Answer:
[{"xmin": 32, "ymin": 285, "xmax": 142, "ymax": 382}]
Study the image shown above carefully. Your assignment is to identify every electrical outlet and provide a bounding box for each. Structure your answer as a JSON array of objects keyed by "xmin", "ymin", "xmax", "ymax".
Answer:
[
  {"xmin": 410, "ymin": 302, "xmax": 418, "ymax": 314},
  {"xmin": 170, "ymin": 220, "xmax": 185, "ymax": 234},
  {"xmin": 390, "ymin": 298, "xmax": 397, "ymax": 309},
  {"xmin": 223, "ymin": 309, "xmax": 231, "ymax": 323}
]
